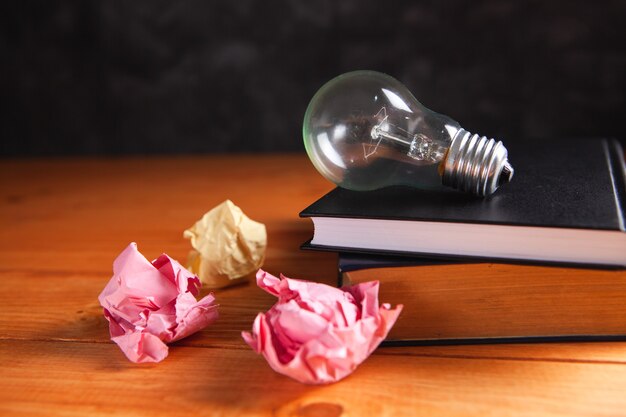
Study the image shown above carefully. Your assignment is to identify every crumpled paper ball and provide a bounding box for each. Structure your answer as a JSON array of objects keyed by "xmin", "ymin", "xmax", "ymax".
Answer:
[
  {"xmin": 98, "ymin": 242, "xmax": 219, "ymax": 363},
  {"xmin": 242, "ymin": 269, "xmax": 403, "ymax": 384},
  {"xmin": 184, "ymin": 200, "xmax": 267, "ymax": 288}
]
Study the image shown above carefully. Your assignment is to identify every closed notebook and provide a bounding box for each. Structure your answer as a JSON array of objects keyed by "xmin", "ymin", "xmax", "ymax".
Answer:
[
  {"xmin": 339, "ymin": 252, "xmax": 626, "ymax": 344},
  {"xmin": 301, "ymin": 138, "xmax": 626, "ymax": 267}
]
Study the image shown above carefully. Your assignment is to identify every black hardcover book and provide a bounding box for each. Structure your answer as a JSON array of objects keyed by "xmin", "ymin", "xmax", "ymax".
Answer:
[
  {"xmin": 301, "ymin": 138, "xmax": 626, "ymax": 267},
  {"xmin": 337, "ymin": 251, "xmax": 454, "ymax": 274}
]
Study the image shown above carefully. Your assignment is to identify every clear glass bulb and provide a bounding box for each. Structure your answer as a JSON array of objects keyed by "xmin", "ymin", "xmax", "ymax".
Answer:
[{"xmin": 303, "ymin": 71, "xmax": 513, "ymax": 196}]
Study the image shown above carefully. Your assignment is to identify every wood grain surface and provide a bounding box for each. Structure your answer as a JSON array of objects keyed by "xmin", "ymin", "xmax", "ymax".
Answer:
[{"xmin": 1, "ymin": 155, "xmax": 626, "ymax": 417}]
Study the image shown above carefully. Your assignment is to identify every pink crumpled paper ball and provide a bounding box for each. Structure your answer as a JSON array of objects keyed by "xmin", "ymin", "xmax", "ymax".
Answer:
[
  {"xmin": 242, "ymin": 269, "xmax": 403, "ymax": 384},
  {"xmin": 99, "ymin": 242, "xmax": 219, "ymax": 363}
]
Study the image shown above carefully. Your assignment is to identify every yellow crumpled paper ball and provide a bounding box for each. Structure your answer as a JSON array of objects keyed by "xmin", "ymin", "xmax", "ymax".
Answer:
[{"xmin": 183, "ymin": 200, "xmax": 267, "ymax": 288}]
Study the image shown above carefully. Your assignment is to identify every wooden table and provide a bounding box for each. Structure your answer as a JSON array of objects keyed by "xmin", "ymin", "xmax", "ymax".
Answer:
[{"xmin": 1, "ymin": 155, "xmax": 626, "ymax": 417}]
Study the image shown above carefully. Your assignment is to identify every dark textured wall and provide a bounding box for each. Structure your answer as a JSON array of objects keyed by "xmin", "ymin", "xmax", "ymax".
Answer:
[{"xmin": 2, "ymin": 1, "xmax": 625, "ymax": 155}]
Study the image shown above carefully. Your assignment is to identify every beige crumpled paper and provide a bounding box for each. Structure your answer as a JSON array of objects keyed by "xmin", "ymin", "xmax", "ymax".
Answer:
[{"xmin": 183, "ymin": 200, "xmax": 266, "ymax": 288}]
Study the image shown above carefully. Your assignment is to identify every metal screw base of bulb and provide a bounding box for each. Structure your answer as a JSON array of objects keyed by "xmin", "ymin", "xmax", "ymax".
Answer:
[{"xmin": 442, "ymin": 129, "xmax": 514, "ymax": 197}]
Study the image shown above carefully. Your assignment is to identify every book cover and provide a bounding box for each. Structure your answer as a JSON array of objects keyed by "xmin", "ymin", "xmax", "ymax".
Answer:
[{"xmin": 301, "ymin": 138, "xmax": 626, "ymax": 267}]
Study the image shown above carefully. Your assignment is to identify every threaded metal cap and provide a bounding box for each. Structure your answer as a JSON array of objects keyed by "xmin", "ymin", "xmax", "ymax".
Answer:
[{"xmin": 442, "ymin": 129, "xmax": 514, "ymax": 196}]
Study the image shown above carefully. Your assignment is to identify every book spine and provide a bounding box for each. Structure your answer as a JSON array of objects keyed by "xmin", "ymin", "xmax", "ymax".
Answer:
[{"xmin": 605, "ymin": 139, "xmax": 626, "ymax": 231}]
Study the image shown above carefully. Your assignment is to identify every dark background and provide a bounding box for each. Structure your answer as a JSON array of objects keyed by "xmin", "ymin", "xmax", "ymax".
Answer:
[{"xmin": 2, "ymin": 0, "xmax": 625, "ymax": 156}]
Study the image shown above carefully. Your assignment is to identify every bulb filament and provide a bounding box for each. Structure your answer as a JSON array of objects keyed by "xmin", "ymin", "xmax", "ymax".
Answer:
[{"xmin": 367, "ymin": 107, "xmax": 446, "ymax": 163}]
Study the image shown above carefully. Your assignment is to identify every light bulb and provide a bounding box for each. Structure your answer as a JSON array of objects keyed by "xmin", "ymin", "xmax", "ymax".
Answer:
[{"xmin": 303, "ymin": 71, "xmax": 514, "ymax": 196}]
